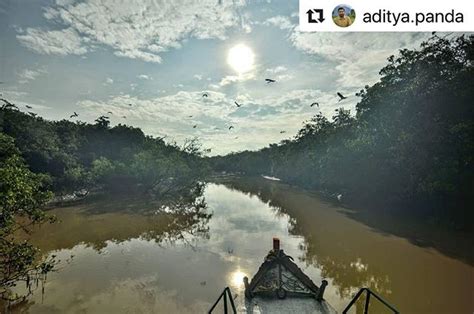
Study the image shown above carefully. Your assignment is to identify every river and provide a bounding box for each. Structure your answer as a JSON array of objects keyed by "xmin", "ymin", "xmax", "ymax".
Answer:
[{"xmin": 9, "ymin": 177, "xmax": 473, "ymax": 313}]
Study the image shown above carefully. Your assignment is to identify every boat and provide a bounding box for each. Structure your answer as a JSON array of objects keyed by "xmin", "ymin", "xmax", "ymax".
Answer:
[
  {"xmin": 261, "ymin": 175, "xmax": 281, "ymax": 181},
  {"xmin": 209, "ymin": 238, "xmax": 399, "ymax": 314}
]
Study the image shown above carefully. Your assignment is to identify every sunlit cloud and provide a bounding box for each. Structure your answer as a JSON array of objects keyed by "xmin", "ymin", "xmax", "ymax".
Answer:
[
  {"xmin": 289, "ymin": 30, "xmax": 431, "ymax": 88},
  {"xmin": 17, "ymin": 0, "xmax": 250, "ymax": 63}
]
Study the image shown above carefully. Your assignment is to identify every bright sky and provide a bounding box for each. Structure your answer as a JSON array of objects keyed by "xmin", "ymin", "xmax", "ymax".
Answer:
[{"xmin": 0, "ymin": 0, "xmax": 433, "ymax": 155}]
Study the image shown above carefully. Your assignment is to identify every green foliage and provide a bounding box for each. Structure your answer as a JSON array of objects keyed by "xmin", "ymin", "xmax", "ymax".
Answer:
[
  {"xmin": 210, "ymin": 34, "xmax": 474, "ymax": 226},
  {"xmin": 0, "ymin": 133, "xmax": 55, "ymax": 302},
  {"xmin": 0, "ymin": 106, "xmax": 209, "ymax": 196}
]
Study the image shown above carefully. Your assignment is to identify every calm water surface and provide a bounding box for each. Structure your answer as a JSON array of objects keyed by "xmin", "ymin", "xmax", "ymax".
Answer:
[{"xmin": 11, "ymin": 177, "xmax": 474, "ymax": 313}]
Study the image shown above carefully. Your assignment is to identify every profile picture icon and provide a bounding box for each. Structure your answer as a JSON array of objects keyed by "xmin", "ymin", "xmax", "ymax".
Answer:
[{"xmin": 332, "ymin": 4, "xmax": 355, "ymax": 28}]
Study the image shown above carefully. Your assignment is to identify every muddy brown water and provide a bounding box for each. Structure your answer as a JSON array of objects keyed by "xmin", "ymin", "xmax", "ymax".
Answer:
[{"xmin": 9, "ymin": 177, "xmax": 474, "ymax": 313}]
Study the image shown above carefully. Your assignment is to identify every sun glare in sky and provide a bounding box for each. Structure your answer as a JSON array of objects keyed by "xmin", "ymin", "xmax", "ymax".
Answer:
[{"xmin": 227, "ymin": 44, "xmax": 255, "ymax": 74}]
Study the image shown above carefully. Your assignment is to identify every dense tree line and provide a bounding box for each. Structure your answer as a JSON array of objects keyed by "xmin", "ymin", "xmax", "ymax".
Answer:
[
  {"xmin": 210, "ymin": 34, "xmax": 474, "ymax": 226},
  {"xmin": 0, "ymin": 108, "xmax": 209, "ymax": 195}
]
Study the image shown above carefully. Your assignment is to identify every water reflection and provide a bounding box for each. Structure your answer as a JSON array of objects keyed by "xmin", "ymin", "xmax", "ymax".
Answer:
[
  {"xmin": 24, "ymin": 183, "xmax": 211, "ymax": 253},
  {"xmin": 9, "ymin": 178, "xmax": 473, "ymax": 313},
  {"xmin": 217, "ymin": 177, "xmax": 474, "ymax": 313},
  {"xmin": 229, "ymin": 270, "xmax": 247, "ymax": 289}
]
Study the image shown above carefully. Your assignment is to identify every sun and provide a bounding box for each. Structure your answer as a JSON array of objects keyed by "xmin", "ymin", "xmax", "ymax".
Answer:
[{"xmin": 227, "ymin": 44, "xmax": 255, "ymax": 74}]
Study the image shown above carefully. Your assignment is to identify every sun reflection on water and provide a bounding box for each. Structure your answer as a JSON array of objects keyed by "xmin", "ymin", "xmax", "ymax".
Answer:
[{"xmin": 229, "ymin": 270, "xmax": 247, "ymax": 288}]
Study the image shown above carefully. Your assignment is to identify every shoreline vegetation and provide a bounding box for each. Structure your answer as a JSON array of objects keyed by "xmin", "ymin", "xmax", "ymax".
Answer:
[
  {"xmin": 1, "ymin": 34, "xmax": 473, "ymax": 305},
  {"xmin": 209, "ymin": 34, "xmax": 474, "ymax": 230}
]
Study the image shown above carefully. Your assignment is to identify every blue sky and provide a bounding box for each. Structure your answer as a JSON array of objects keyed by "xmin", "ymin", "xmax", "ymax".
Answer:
[{"xmin": 0, "ymin": 0, "xmax": 435, "ymax": 155}]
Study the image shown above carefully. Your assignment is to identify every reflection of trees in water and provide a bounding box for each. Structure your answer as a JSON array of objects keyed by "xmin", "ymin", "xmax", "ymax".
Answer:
[
  {"xmin": 1, "ymin": 298, "xmax": 35, "ymax": 313},
  {"xmin": 8, "ymin": 183, "xmax": 212, "ymax": 313},
  {"xmin": 298, "ymin": 237, "xmax": 391, "ymax": 299},
  {"xmin": 217, "ymin": 177, "xmax": 285, "ymax": 216},
  {"xmin": 98, "ymin": 182, "xmax": 211, "ymax": 250},
  {"xmin": 27, "ymin": 182, "xmax": 212, "ymax": 253},
  {"xmin": 142, "ymin": 183, "xmax": 212, "ymax": 249},
  {"xmin": 216, "ymin": 177, "xmax": 391, "ymax": 299}
]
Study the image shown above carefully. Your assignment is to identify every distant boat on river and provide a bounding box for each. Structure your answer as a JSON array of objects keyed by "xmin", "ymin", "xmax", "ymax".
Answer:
[{"xmin": 261, "ymin": 175, "xmax": 281, "ymax": 181}]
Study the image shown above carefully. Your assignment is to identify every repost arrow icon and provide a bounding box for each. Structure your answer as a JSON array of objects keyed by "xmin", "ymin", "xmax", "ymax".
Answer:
[{"xmin": 306, "ymin": 9, "xmax": 325, "ymax": 23}]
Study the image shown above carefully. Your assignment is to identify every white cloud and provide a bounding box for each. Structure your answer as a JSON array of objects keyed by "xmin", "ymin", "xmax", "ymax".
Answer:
[
  {"xmin": 114, "ymin": 50, "xmax": 162, "ymax": 63},
  {"xmin": 265, "ymin": 66, "xmax": 293, "ymax": 81},
  {"xmin": 265, "ymin": 66, "xmax": 287, "ymax": 74},
  {"xmin": 1, "ymin": 94, "xmax": 52, "ymax": 111},
  {"xmin": 265, "ymin": 65, "xmax": 294, "ymax": 81},
  {"xmin": 193, "ymin": 74, "xmax": 203, "ymax": 81},
  {"xmin": 18, "ymin": 0, "xmax": 249, "ymax": 63},
  {"xmin": 263, "ymin": 15, "xmax": 294, "ymax": 30},
  {"xmin": 17, "ymin": 28, "xmax": 87, "ymax": 56},
  {"xmin": 289, "ymin": 31, "xmax": 431, "ymax": 88},
  {"xmin": 138, "ymin": 74, "xmax": 152, "ymax": 80},
  {"xmin": 1, "ymin": 90, "xmax": 28, "ymax": 98},
  {"xmin": 211, "ymin": 72, "xmax": 257, "ymax": 89},
  {"xmin": 18, "ymin": 68, "xmax": 47, "ymax": 84}
]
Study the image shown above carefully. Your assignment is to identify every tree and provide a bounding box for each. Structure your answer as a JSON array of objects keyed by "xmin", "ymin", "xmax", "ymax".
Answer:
[{"xmin": 0, "ymin": 133, "xmax": 56, "ymax": 303}]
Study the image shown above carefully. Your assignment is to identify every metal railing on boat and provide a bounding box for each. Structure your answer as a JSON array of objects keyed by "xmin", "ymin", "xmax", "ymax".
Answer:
[
  {"xmin": 208, "ymin": 287, "xmax": 237, "ymax": 314},
  {"xmin": 342, "ymin": 287, "xmax": 399, "ymax": 314}
]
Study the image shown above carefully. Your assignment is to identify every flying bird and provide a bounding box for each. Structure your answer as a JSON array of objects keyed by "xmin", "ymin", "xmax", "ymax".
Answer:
[
  {"xmin": 234, "ymin": 136, "xmax": 238, "ymax": 139},
  {"xmin": 128, "ymin": 103, "xmax": 133, "ymax": 106},
  {"xmin": 202, "ymin": 93, "xmax": 208, "ymax": 98},
  {"xmin": 228, "ymin": 126, "xmax": 234, "ymax": 130},
  {"xmin": 310, "ymin": 102, "xmax": 319, "ymax": 107},
  {"xmin": 70, "ymin": 112, "xmax": 78, "ymax": 118},
  {"xmin": 107, "ymin": 111, "xmax": 113, "ymax": 114},
  {"xmin": 280, "ymin": 131, "xmax": 286, "ymax": 134},
  {"xmin": 193, "ymin": 124, "xmax": 197, "ymax": 128},
  {"xmin": 122, "ymin": 115, "xmax": 127, "ymax": 119},
  {"xmin": 188, "ymin": 115, "xmax": 193, "ymax": 118},
  {"xmin": 337, "ymin": 92, "xmax": 347, "ymax": 102},
  {"xmin": 25, "ymin": 105, "xmax": 32, "ymax": 109},
  {"xmin": 28, "ymin": 112, "xmax": 37, "ymax": 117},
  {"xmin": 265, "ymin": 79, "xmax": 276, "ymax": 84},
  {"xmin": 234, "ymin": 101, "xmax": 242, "ymax": 107}
]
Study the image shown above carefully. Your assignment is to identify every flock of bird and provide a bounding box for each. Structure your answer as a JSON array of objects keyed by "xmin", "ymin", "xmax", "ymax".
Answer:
[
  {"xmin": 188, "ymin": 78, "xmax": 351, "ymax": 136},
  {"xmin": 3, "ymin": 76, "xmax": 352, "ymax": 140}
]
